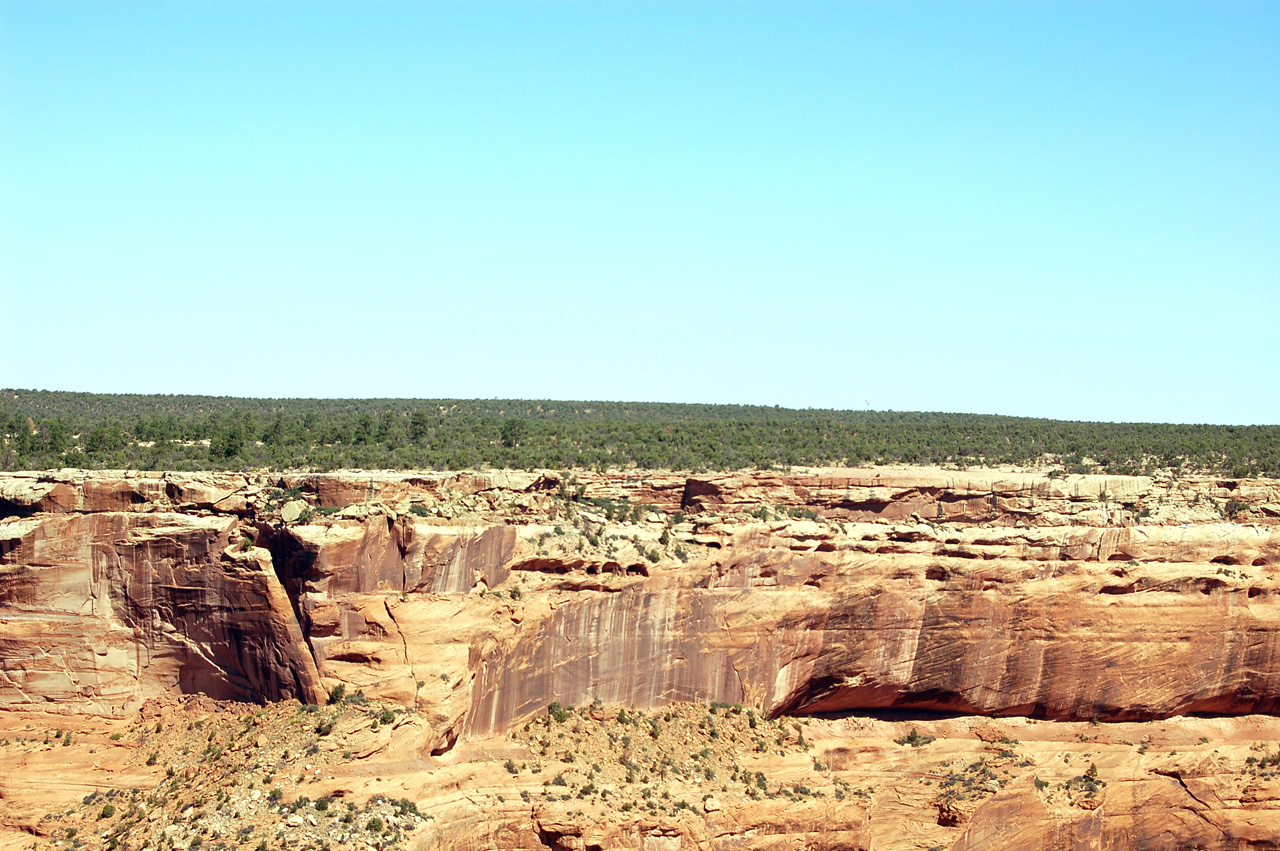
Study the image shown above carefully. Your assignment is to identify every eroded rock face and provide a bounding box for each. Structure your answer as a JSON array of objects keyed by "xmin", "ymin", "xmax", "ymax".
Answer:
[
  {"xmin": 2, "ymin": 467, "xmax": 1279, "ymax": 733},
  {"xmin": 3, "ymin": 467, "xmax": 1280, "ymax": 849},
  {"xmin": 464, "ymin": 555, "xmax": 1280, "ymax": 734},
  {"xmin": 0, "ymin": 511, "xmax": 321, "ymax": 714},
  {"xmin": 275, "ymin": 517, "xmax": 517, "ymax": 597}
]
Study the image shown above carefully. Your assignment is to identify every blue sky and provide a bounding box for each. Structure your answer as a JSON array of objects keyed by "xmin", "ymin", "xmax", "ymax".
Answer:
[{"xmin": 2, "ymin": 1, "xmax": 1276, "ymax": 423}]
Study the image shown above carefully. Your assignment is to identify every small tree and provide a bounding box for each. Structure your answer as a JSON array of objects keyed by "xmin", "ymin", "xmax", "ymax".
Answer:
[{"xmin": 501, "ymin": 418, "xmax": 526, "ymax": 449}]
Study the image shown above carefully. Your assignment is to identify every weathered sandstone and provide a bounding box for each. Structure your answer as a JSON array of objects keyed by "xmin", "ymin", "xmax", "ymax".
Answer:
[
  {"xmin": 0, "ymin": 510, "xmax": 322, "ymax": 713},
  {"xmin": 3, "ymin": 468, "xmax": 1279, "ymax": 728},
  {"xmin": 3, "ymin": 466, "xmax": 1280, "ymax": 849}
]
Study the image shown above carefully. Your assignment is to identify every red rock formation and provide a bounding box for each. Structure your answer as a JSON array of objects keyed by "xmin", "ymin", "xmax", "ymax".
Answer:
[
  {"xmin": 2, "ymin": 467, "xmax": 1279, "ymax": 731},
  {"xmin": 0, "ymin": 510, "xmax": 321, "ymax": 713},
  {"xmin": 3, "ymin": 467, "xmax": 1280, "ymax": 850}
]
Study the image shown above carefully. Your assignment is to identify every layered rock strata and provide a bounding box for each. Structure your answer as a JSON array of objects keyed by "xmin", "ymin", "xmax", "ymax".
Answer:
[
  {"xmin": 4, "ymin": 467, "xmax": 1280, "ymax": 850},
  {"xmin": 1, "ymin": 467, "xmax": 1278, "ymax": 737}
]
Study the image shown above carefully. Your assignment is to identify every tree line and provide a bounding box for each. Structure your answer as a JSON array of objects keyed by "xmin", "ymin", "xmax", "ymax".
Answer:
[{"xmin": 1, "ymin": 390, "xmax": 1276, "ymax": 477}]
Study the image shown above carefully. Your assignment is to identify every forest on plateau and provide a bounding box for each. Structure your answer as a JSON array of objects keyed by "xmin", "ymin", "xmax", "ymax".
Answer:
[{"xmin": 1, "ymin": 390, "xmax": 1277, "ymax": 477}]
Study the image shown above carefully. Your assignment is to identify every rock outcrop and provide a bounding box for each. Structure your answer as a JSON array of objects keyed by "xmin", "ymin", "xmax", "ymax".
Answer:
[
  {"xmin": 0, "ymin": 509, "xmax": 322, "ymax": 713},
  {"xmin": 3, "ymin": 467, "xmax": 1280, "ymax": 849},
  {"xmin": 3, "ymin": 468, "xmax": 1279, "ymax": 731}
]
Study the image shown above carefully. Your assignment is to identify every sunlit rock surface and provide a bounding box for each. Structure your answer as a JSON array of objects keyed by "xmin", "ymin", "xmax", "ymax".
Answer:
[{"xmin": 3, "ymin": 467, "xmax": 1280, "ymax": 849}]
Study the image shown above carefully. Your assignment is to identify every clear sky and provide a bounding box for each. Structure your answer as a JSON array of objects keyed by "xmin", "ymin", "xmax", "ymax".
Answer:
[{"xmin": 1, "ymin": 1, "xmax": 1276, "ymax": 424}]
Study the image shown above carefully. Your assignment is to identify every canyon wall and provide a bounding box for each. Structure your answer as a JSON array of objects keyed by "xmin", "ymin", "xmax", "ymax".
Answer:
[
  {"xmin": 5, "ymin": 467, "xmax": 1280, "ymax": 850},
  {"xmin": 3, "ymin": 467, "xmax": 1278, "ymax": 738},
  {"xmin": 0, "ymin": 509, "xmax": 322, "ymax": 713}
]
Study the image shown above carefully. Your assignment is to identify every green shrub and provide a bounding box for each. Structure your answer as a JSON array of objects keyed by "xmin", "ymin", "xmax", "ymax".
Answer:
[{"xmin": 895, "ymin": 728, "xmax": 935, "ymax": 748}]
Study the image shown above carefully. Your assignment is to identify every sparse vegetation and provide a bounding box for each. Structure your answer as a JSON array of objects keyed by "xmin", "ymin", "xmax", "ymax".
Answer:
[
  {"xmin": 512, "ymin": 701, "xmax": 824, "ymax": 815},
  {"xmin": 21, "ymin": 699, "xmax": 425, "ymax": 851},
  {"xmin": 1063, "ymin": 762, "xmax": 1105, "ymax": 798},
  {"xmin": 895, "ymin": 728, "xmax": 936, "ymax": 748}
]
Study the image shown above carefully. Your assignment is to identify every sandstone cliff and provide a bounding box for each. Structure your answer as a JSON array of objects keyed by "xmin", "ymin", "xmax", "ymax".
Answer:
[
  {"xmin": 3, "ymin": 468, "xmax": 1279, "ymax": 728},
  {"xmin": 3, "ymin": 467, "xmax": 1280, "ymax": 850}
]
